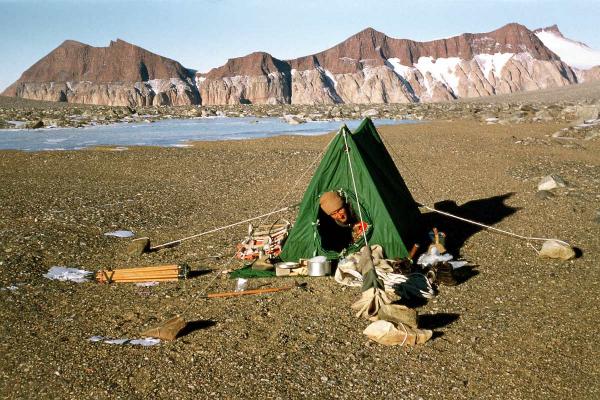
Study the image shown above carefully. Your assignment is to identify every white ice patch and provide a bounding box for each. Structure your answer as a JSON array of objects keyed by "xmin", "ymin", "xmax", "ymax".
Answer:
[
  {"xmin": 147, "ymin": 79, "xmax": 165, "ymax": 94},
  {"xmin": 135, "ymin": 281, "xmax": 159, "ymax": 287},
  {"xmin": 323, "ymin": 69, "xmax": 337, "ymax": 88},
  {"xmin": 104, "ymin": 338, "xmax": 129, "ymax": 345},
  {"xmin": 88, "ymin": 336, "xmax": 161, "ymax": 346},
  {"xmin": 536, "ymin": 30, "xmax": 600, "ymax": 70},
  {"xmin": 104, "ymin": 230, "xmax": 135, "ymax": 238},
  {"xmin": 512, "ymin": 52, "xmax": 535, "ymax": 73},
  {"xmin": 474, "ymin": 53, "xmax": 514, "ymax": 79},
  {"xmin": 44, "ymin": 266, "xmax": 92, "ymax": 283},
  {"xmin": 413, "ymin": 56, "xmax": 462, "ymax": 95},
  {"xmin": 195, "ymin": 76, "xmax": 206, "ymax": 87},
  {"xmin": 417, "ymin": 247, "xmax": 453, "ymax": 267},
  {"xmin": 386, "ymin": 58, "xmax": 413, "ymax": 79},
  {"xmin": 129, "ymin": 338, "xmax": 161, "ymax": 346},
  {"xmin": 315, "ymin": 66, "xmax": 337, "ymax": 88}
]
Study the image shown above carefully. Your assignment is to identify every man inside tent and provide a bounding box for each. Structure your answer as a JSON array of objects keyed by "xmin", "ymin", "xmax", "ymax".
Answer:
[{"xmin": 318, "ymin": 191, "xmax": 368, "ymax": 253}]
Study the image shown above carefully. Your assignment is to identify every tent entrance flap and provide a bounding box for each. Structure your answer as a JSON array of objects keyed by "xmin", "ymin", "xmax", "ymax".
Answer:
[
  {"xmin": 280, "ymin": 118, "xmax": 422, "ymax": 262},
  {"xmin": 315, "ymin": 189, "xmax": 373, "ymax": 259}
]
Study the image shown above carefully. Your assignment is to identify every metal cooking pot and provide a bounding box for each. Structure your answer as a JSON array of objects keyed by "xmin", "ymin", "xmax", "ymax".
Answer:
[{"xmin": 307, "ymin": 258, "xmax": 331, "ymax": 276}]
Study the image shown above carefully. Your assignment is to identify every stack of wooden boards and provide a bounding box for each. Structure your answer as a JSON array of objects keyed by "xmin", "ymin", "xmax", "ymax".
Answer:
[{"xmin": 96, "ymin": 264, "xmax": 188, "ymax": 283}]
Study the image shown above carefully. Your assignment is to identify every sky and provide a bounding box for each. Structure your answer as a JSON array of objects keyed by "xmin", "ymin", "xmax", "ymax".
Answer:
[{"xmin": 0, "ymin": 0, "xmax": 599, "ymax": 91}]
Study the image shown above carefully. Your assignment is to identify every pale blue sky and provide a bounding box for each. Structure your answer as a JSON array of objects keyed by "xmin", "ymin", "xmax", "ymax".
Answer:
[{"xmin": 1, "ymin": 0, "xmax": 598, "ymax": 91}]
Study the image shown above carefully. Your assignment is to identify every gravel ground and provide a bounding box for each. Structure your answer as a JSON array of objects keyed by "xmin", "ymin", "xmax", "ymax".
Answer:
[{"xmin": 0, "ymin": 120, "xmax": 599, "ymax": 399}]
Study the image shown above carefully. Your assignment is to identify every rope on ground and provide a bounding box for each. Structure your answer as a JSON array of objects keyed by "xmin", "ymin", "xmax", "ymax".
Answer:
[
  {"xmin": 420, "ymin": 204, "xmax": 571, "ymax": 247},
  {"xmin": 179, "ymin": 130, "xmax": 339, "ymax": 316},
  {"xmin": 377, "ymin": 130, "xmax": 571, "ymax": 250},
  {"xmin": 151, "ymin": 206, "xmax": 296, "ymax": 250}
]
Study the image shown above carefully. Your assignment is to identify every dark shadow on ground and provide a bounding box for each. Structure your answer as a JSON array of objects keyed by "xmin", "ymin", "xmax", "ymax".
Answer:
[
  {"xmin": 397, "ymin": 296, "xmax": 431, "ymax": 308},
  {"xmin": 420, "ymin": 193, "xmax": 520, "ymax": 256},
  {"xmin": 188, "ymin": 269, "xmax": 213, "ymax": 278},
  {"xmin": 431, "ymin": 331, "xmax": 445, "ymax": 340},
  {"xmin": 418, "ymin": 313, "xmax": 460, "ymax": 330},
  {"xmin": 177, "ymin": 319, "xmax": 216, "ymax": 338},
  {"xmin": 450, "ymin": 265, "xmax": 480, "ymax": 285}
]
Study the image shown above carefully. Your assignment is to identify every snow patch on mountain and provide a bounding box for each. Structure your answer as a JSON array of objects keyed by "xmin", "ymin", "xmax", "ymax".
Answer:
[
  {"xmin": 387, "ymin": 56, "xmax": 464, "ymax": 95},
  {"xmin": 386, "ymin": 58, "xmax": 412, "ymax": 78},
  {"xmin": 536, "ymin": 30, "xmax": 600, "ymax": 69},
  {"xmin": 474, "ymin": 53, "xmax": 514, "ymax": 79},
  {"xmin": 413, "ymin": 56, "xmax": 462, "ymax": 95}
]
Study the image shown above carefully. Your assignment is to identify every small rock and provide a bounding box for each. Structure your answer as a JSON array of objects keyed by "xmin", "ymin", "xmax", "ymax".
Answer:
[
  {"xmin": 27, "ymin": 120, "xmax": 44, "ymax": 129},
  {"xmin": 283, "ymin": 114, "xmax": 305, "ymax": 125},
  {"xmin": 535, "ymin": 190, "xmax": 555, "ymax": 200},
  {"xmin": 126, "ymin": 237, "xmax": 150, "ymax": 257},
  {"xmin": 538, "ymin": 175, "xmax": 566, "ymax": 191},
  {"xmin": 539, "ymin": 240, "xmax": 575, "ymax": 260},
  {"xmin": 574, "ymin": 105, "xmax": 599, "ymax": 123},
  {"xmin": 361, "ymin": 109, "xmax": 379, "ymax": 118}
]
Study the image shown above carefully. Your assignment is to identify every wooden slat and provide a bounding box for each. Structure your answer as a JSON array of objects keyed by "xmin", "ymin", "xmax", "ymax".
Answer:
[{"xmin": 95, "ymin": 264, "xmax": 183, "ymax": 283}]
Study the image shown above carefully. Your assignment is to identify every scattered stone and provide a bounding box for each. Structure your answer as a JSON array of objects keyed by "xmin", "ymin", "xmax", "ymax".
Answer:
[
  {"xmin": 534, "ymin": 110, "xmax": 554, "ymax": 121},
  {"xmin": 283, "ymin": 114, "xmax": 305, "ymax": 125},
  {"xmin": 126, "ymin": 237, "xmax": 150, "ymax": 257},
  {"xmin": 535, "ymin": 190, "xmax": 555, "ymax": 200},
  {"xmin": 538, "ymin": 240, "xmax": 576, "ymax": 260},
  {"xmin": 574, "ymin": 105, "xmax": 599, "ymax": 123},
  {"xmin": 26, "ymin": 120, "xmax": 44, "ymax": 129},
  {"xmin": 538, "ymin": 175, "xmax": 567, "ymax": 191},
  {"xmin": 361, "ymin": 109, "xmax": 379, "ymax": 118}
]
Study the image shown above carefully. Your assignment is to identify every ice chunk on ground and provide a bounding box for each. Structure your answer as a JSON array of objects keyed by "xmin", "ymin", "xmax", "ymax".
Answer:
[
  {"xmin": 104, "ymin": 338, "xmax": 129, "ymax": 345},
  {"xmin": 129, "ymin": 338, "xmax": 161, "ymax": 346},
  {"xmin": 104, "ymin": 230, "xmax": 135, "ymax": 238},
  {"xmin": 44, "ymin": 266, "xmax": 92, "ymax": 283},
  {"xmin": 88, "ymin": 336, "xmax": 161, "ymax": 346}
]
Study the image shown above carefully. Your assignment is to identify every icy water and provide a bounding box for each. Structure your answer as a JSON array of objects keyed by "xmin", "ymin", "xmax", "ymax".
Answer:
[{"xmin": 0, "ymin": 117, "xmax": 415, "ymax": 151}]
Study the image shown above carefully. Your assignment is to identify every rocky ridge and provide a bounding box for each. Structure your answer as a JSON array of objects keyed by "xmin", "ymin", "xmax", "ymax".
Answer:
[
  {"xmin": 3, "ymin": 39, "xmax": 199, "ymax": 107},
  {"xmin": 198, "ymin": 23, "xmax": 582, "ymax": 105},
  {"xmin": 3, "ymin": 23, "xmax": 600, "ymax": 107},
  {"xmin": 2, "ymin": 79, "xmax": 599, "ymax": 132}
]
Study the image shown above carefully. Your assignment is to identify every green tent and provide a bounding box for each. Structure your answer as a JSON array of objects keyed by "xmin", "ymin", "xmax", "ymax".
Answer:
[{"xmin": 280, "ymin": 118, "xmax": 422, "ymax": 261}]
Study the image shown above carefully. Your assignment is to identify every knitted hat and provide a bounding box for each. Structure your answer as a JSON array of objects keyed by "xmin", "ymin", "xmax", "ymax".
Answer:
[{"xmin": 319, "ymin": 191, "xmax": 344, "ymax": 215}]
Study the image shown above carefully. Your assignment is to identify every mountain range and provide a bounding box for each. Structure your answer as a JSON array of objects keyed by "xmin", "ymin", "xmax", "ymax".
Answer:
[{"xmin": 3, "ymin": 23, "xmax": 600, "ymax": 106}]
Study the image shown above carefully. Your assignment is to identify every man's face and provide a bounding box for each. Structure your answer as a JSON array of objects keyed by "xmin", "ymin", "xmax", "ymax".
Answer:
[{"xmin": 329, "ymin": 206, "xmax": 348, "ymax": 224}]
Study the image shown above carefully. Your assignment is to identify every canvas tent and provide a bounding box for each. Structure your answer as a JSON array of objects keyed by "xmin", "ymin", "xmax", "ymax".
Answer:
[{"xmin": 280, "ymin": 118, "xmax": 422, "ymax": 261}]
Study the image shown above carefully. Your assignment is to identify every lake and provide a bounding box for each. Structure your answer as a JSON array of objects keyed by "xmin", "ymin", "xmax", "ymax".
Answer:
[{"xmin": 0, "ymin": 117, "xmax": 415, "ymax": 151}]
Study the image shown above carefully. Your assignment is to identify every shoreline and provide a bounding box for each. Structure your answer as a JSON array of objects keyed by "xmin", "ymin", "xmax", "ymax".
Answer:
[
  {"xmin": 2, "ymin": 81, "xmax": 600, "ymax": 132},
  {"xmin": 0, "ymin": 116, "xmax": 418, "ymax": 152}
]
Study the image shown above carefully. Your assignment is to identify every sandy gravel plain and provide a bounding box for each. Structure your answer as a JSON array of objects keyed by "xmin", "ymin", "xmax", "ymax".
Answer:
[{"xmin": 0, "ymin": 93, "xmax": 599, "ymax": 399}]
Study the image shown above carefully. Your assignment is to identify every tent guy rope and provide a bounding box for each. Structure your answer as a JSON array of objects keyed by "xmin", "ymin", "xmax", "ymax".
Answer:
[
  {"xmin": 342, "ymin": 127, "xmax": 370, "ymax": 248},
  {"xmin": 377, "ymin": 129, "xmax": 572, "ymax": 251},
  {"xmin": 419, "ymin": 204, "xmax": 571, "ymax": 247}
]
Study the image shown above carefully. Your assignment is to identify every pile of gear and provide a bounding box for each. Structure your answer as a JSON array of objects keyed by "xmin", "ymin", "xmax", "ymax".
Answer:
[
  {"xmin": 235, "ymin": 221, "xmax": 290, "ymax": 261},
  {"xmin": 336, "ymin": 227, "xmax": 469, "ymax": 346}
]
